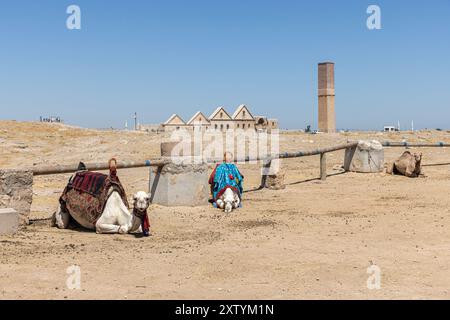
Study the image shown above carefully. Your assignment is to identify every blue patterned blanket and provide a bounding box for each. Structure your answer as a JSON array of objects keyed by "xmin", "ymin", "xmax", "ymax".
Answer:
[{"xmin": 209, "ymin": 163, "xmax": 243, "ymax": 202}]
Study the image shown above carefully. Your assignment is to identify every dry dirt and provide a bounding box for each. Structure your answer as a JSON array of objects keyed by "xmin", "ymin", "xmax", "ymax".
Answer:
[{"xmin": 1, "ymin": 120, "xmax": 450, "ymax": 299}]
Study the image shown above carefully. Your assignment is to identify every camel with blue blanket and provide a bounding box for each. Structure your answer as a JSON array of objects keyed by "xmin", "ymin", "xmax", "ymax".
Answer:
[{"xmin": 209, "ymin": 152, "xmax": 244, "ymax": 213}]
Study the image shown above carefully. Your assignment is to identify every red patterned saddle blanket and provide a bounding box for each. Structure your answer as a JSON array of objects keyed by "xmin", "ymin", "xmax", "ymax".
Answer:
[{"xmin": 59, "ymin": 170, "xmax": 129, "ymax": 225}]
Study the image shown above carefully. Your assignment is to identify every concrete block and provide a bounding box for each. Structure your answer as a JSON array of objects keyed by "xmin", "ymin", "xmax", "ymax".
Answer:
[
  {"xmin": 150, "ymin": 163, "xmax": 209, "ymax": 206},
  {"xmin": 0, "ymin": 208, "xmax": 19, "ymax": 235},
  {"xmin": 0, "ymin": 169, "xmax": 33, "ymax": 225},
  {"xmin": 344, "ymin": 140, "xmax": 384, "ymax": 173}
]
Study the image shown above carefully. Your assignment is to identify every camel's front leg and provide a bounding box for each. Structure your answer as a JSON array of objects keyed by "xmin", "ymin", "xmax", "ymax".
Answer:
[
  {"xmin": 95, "ymin": 214, "xmax": 129, "ymax": 234},
  {"xmin": 386, "ymin": 162, "xmax": 395, "ymax": 175},
  {"xmin": 405, "ymin": 164, "xmax": 417, "ymax": 178},
  {"xmin": 233, "ymin": 193, "xmax": 240, "ymax": 209},
  {"xmin": 52, "ymin": 204, "xmax": 70, "ymax": 229},
  {"xmin": 96, "ymin": 223, "xmax": 119, "ymax": 234},
  {"xmin": 95, "ymin": 223, "xmax": 130, "ymax": 234},
  {"xmin": 216, "ymin": 199, "xmax": 225, "ymax": 209}
]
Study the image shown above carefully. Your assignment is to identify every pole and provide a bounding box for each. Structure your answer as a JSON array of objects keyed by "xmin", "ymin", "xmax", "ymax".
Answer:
[
  {"xmin": 320, "ymin": 153, "xmax": 327, "ymax": 181},
  {"xmin": 382, "ymin": 142, "xmax": 449, "ymax": 148},
  {"xmin": 148, "ymin": 166, "xmax": 153, "ymax": 194},
  {"xmin": 31, "ymin": 159, "xmax": 169, "ymax": 176}
]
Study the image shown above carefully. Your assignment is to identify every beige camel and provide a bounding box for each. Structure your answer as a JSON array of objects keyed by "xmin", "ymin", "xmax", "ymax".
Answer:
[{"xmin": 386, "ymin": 151, "xmax": 423, "ymax": 178}]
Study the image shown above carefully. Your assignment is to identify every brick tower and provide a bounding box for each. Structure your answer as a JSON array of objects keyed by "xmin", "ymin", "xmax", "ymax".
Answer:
[{"xmin": 318, "ymin": 62, "xmax": 336, "ymax": 133}]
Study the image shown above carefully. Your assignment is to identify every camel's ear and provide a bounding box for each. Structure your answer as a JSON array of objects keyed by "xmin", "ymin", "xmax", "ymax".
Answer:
[
  {"xmin": 146, "ymin": 193, "xmax": 151, "ymax": 201},
  {"xmin": 132, "ymin": 193, "xmax": 138, "ymax": 202}
]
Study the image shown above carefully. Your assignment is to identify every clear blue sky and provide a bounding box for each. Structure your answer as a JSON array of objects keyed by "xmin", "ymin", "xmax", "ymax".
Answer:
[{"xmin": 0, "ymin": 0, "xmax": 449, "ymax": 130}]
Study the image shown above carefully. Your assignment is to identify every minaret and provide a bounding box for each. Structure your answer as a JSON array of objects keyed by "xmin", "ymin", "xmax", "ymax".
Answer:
[{"xmin": 318, "ymin": 62, "xmax": 336, "ymax": 133}]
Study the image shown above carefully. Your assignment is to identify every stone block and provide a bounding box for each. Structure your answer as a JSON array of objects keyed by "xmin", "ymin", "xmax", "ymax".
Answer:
[
  {"xmin": 0, "ymin": 169, "xmax": 33, "ymax": 225},
  {"xmin": 0, "ymin": 208, "xmax": 19, "ymax": 235},
  {"xmin": 344, "ymin": 140, "xmax": 384, "ymax": 173},
  {"xmin": 150, "ymin": 163, "xmax": 209, "ymax": 206}
]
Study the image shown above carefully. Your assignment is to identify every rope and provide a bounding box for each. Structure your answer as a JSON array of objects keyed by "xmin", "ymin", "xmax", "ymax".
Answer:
[{"xmin": 367, "ymin": 151, "xmax": 383, "ymax": 171}]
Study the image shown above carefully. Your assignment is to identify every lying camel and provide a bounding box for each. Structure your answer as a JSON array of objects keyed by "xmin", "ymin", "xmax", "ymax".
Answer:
[
  {"xmin": 209, "ymin": 152, "xmax": 243, "ymax": 213},
  {"xmin": 386, "ymin": 151, "xmax": 423, "ymax": 178},
  {"xmin": 216, "ymin": 187, "xmax": 241, "ymax": 213},
  {"xmin": 52, "ymin": 159, "xmax": 151, "ymax": 236}
]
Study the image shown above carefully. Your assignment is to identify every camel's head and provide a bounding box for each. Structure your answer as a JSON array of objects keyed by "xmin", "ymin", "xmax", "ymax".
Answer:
[
  {"xmin": 222, "ymin": 188, "xmax": 240, "ymax": 213},
  {"xmin": 414, "ymin": 152, "xmax": 422, "ymax": 163},
  {"xmin": 133, "ymin": 191, "xmax": 151, "ymax": 213}
]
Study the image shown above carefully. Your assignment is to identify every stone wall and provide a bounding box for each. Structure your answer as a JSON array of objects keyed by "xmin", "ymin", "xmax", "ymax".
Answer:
[{"xmin": 0, "ymin": 169, "xmax": 33, "ymax": 225}]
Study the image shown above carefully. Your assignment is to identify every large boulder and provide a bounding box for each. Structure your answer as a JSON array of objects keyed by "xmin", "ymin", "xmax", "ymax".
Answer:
[{"xmin": 344, "ymin": 140, "xmax": 384, "ymax": 173}]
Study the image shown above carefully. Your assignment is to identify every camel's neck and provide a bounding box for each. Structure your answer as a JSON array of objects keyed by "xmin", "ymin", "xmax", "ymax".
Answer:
[{"xmin": 129, "ymin": 209, "xmax": 143, "ymax": 232}]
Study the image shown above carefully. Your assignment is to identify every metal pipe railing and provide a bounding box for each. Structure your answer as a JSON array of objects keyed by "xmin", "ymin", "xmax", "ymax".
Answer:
[
  {"xmin": 274, "ymin": 142, "xmax": 358, "ymax": 159},
  {"xmin": 383, "ymin": 141, "xmax": 449, "ymax": 148},
  {"xmin": 30, "ymin": 142, "xmax": 359, "ymax": 187},
  {"xmin": 203, "ymin": 142, "xmax": 359, "ymax": 163}
]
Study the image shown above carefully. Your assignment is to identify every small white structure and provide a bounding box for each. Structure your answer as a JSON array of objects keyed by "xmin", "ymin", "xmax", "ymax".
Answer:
[{"xmin": 383, "ymin": 126, "xmax": 398, "ymax": 132}]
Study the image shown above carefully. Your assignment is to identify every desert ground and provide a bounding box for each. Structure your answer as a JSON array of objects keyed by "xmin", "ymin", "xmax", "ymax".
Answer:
[{"xmin": 1, "ymin": 120, "xmax": 450, "ymax": 299}]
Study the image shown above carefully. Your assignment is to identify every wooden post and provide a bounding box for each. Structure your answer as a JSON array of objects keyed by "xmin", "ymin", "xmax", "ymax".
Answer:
[
  {"xmin": 320, "ymin": 153, "xmax": 327, "ymax": 181},
  {"xmin": 148, "ymin": 167, "xmax": 152, "ymax": 194},
  {"xmin": 31, "ymin": 159, "xmax": 168, "ymax": 176}
]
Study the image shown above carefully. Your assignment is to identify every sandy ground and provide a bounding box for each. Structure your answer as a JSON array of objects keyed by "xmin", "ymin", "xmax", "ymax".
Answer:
[{"xmin": 1, "ymin": 120, "xmax": 450, "ymax": 299}]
